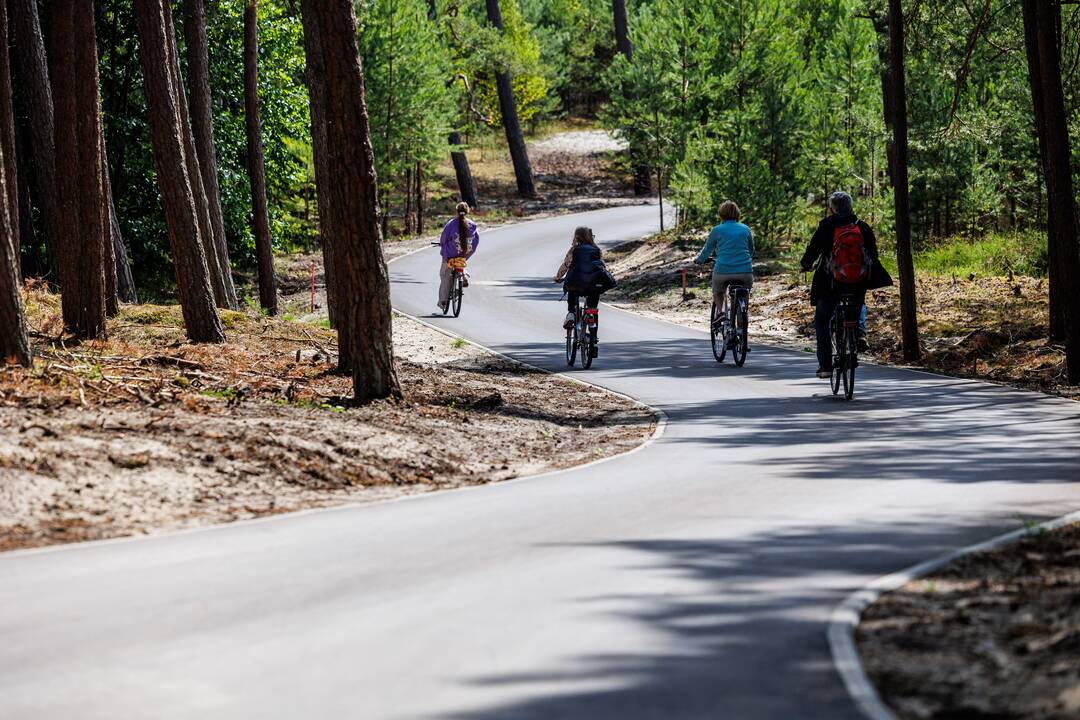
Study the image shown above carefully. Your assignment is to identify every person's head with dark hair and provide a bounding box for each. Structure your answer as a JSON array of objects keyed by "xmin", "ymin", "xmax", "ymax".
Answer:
[
  {"xmin": 718, "ymin": 200, "xmax": 741, "ymax": 222},
  {"xmin": 828, "ymin": 191, "xmax": 853, "ymax": 217},
  {"xmin": 456, "ymin": 202, "xmax": 471, "ymax": 255},
  {"xmin": 573, "ymin": 226, "xmax": 595, "ymax": 247}
]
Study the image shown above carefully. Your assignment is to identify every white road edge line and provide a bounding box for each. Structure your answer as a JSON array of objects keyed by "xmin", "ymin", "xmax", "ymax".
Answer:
[
  {"xmin": 828, "ymin": 509, "xmax": 1080, "ymax": 720},
  {"xmin": 1, "ymin": 240, "xmax": 666, "ymax": 559}
]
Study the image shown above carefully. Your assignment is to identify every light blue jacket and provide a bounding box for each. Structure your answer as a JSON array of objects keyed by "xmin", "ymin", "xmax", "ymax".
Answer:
[{"xmin": 695, "ymin": 220, "xmax": 754, "ymax": 274}]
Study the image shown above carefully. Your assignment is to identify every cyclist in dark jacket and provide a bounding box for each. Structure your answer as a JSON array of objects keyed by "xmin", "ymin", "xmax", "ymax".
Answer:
[
  {"xmin": 800, "ymin": 191, "xmax": 893, "ymax": 378},
  {"xmin": 553, "ymin": 226, "xmax": 612, "ymax": 331}
]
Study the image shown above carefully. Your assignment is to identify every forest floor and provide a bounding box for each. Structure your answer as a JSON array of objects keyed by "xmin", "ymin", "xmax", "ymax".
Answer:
[
  {"xmin": 603, "ymin": 230, "xmax": 1080, "ymax": 400},
  {"xmin": 0, "ymin": 281, "xmax": 655, "ymax": 552},
  {"xmin": 857, "ymin": 521, "xmax": 1080, "ymax": 719}
]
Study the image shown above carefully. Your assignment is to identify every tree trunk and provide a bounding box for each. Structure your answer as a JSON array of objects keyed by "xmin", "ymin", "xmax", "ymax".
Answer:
[
  {"xmin": 134, "ymin": 0, "xmax": 224, "ymax": 343},
  {"xmin": 8, "ymin": 0, "xmax": 59, "ymax": 282},
  {"xmin": 51, "ymin": 0, "xmax": 108, "ymax": 338},
  {"xmin": 612, "ymin": 0, "xmax": 650, "ymax": 195},
  {"xmin": 484, "ymin": 0, "xmax": 535, "ymax": 198},
  {"xmin": 183, "ymin": 0, "xmax": 239, "ymax": 309},
  {"xmin": 244, "ymin": 0, "xmax": 277, "ymax": 314},
  {"xmin": 1022, "ymin": 0, "xmax": 1061, "ymax": 341},
  {"xmin": 415, "ymin": 161, "xmax": 424, "ymax": 235},
  {"xmin": 404, "ymin": 165, "xmax": 414, "ymax": 235},
  {"xmin": 0, "ymin": 0, "xmax": 28, "ymax": 365},
  {"xmin": 299, "ymin": 0, "xmax": 400, "ymax": 402},
  {"xmin": 886, "ymin": 0, "xmax": 919, "ymax": 362},
  {"xmin": 13, "ymin": 115, "xmax": 38, "ymax": 269},
  {"xmin": 299, "ymin": 2, "xmax": 343, "ymax": 350},
  {"xmin": 99, "ymin": 141, "xmax": 120, "ymax": 316},
  {"xmin": 1023, "ymin": 0, "xmax": 1080, "ymax": 383},
  {"xmin": 448, "ymin": 131, "xmax": 478, "ymax": 208},
  {"xmin": 103, "ymin": 142, "xmax": 137, "ymax": 304}
]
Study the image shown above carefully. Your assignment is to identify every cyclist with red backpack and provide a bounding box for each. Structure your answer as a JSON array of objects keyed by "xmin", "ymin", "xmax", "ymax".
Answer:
[{"xmin": 800, "ymin": 191, "xmax": 893, "ymax": 379}]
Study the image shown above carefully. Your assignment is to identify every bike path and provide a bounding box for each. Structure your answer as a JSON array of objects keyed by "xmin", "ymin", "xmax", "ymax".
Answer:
[{"xmin": 1, "ymin": 204, "xmax": 1078, "ymax": 719}]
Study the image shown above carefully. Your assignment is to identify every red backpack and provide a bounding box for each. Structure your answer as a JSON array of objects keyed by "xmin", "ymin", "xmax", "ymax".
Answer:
[{"xmin": 830, "ymin": 223, "xmax": 870, "ymax": 285}]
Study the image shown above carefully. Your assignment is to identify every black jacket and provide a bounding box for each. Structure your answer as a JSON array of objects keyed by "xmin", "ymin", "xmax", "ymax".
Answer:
[
  {"xmin": 563, "ymin": 244, "xmax": 612, "ymax": 294},
  {"xmin": 800, "ymin": 213, "xmax": 893, "ymax": 306}
]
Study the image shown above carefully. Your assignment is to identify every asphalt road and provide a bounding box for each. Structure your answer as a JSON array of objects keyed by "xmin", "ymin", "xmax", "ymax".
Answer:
[{"xmin": 2, "ymin": 204, "xmax": 1079, "ymax": 719}]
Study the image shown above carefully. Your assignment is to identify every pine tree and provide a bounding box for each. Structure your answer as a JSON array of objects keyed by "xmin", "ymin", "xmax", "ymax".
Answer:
[
  {"xmin": 133, "ymin": 0, "xmax": 225, "ymax": 343},
  {"xmin": 245, "ymin": 0, "xmax": 278, "ymax": 314},
  {"xmin": 300, "ymin": 0, "xmax": 401, "ymax": 402},
  {"xmin": 0, "ymin": 0, "xmax": 29, "ymax": 366}
]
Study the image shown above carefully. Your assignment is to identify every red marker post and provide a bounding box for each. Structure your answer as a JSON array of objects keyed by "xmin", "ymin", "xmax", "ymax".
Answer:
[{"xmin": 310, "ymin": 260, "xmax": 316, "ymax": 313}]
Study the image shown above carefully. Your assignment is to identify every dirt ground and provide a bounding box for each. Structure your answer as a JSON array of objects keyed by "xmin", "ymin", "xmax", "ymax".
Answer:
[
  {"xmin": 603, "ymin": 232, "xmax": 1080, "ymax": 400},
  {"xmin": 0, "ymin": 286, "xmax": 654, "ymax": 551},
  {"xmin": 857, "ymin": 522, "xmax": 1080, "ymax": 720}
]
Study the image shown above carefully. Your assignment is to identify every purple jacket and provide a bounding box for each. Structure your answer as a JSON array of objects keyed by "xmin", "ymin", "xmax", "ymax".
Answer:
[{"xmin": 439, "ymin": 218, "xmax": 479, "ymax": 260}]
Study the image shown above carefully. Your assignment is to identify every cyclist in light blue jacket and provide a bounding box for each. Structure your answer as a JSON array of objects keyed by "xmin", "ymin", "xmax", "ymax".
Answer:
[{"xmin": 694, "ymin": 200, "xmax": 754, "ymax": 324}]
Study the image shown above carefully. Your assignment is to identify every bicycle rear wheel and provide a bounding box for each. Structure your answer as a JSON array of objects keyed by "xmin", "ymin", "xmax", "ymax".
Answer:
[
  {"xmin": 451, "ymin": 275, "xmax": 463, "ymax": 317},
  {"xmin": 710, "ymin": 302, "xmax": 727, "ymax": 363},
  {"xmin": 830, "ymin": 317, "xmax": 842, "ymax": 395},
  {"xmin": 843, "ymin": 330, "xmax": 856, "ymax": 400},
  {"xmin": 732, "ymin": 296, "xmax": 748, "ymax": 367},
  {"xmin": 582, "ymin": 325, "xmax": 595, "ymax": 369}
]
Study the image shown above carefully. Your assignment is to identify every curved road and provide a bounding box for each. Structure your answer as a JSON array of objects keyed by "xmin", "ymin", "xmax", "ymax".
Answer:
[{"xmin": 3, "ymin": 205, "xmax": 1080, "ymax": 719}]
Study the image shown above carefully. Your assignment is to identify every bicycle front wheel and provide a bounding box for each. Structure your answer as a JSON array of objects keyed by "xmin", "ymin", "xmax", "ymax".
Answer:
[
  {"xmin": 451, "ymin": 276, "xmax": 463, "ymax": 317},
  {"xmin": 710, "ymin": 302, "xmax": 727, "ymax": 363}
]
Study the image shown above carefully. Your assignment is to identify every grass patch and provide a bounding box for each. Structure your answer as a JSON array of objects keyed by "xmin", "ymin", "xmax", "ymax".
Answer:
[{"xmin": 879, "ymin": 231, "xmax": 1047, "ymax": 279}]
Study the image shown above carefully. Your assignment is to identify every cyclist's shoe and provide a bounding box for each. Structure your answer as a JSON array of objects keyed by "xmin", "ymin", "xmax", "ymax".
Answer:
[
  {"xmin": 816, "ymin": 366, "xmax": 832, "ymax": 379},
  {"xmin": 857, "ymin": 334, "xmax": 870, "ymax": 353},
  {"xmin": 437, "ymin": 301, "xmax": 448, "ymax": 313},
  {"xmin": 462, "ymin": 273, "xmax": 470, "ymax": 288},
  {"xmin": 563, "ymin": 312, "xmax": 575, "ymax": 330},
  {"xmin": 589, "ymin": 346, "xmax": 599, "ymax": 359}
]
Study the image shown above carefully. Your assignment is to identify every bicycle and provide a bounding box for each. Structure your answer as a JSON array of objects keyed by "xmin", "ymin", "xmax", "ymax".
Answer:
[
  {"xmin": 564, "ymin": 294, "xmax": 598, "ymax": 369},
  {"xmin": 709, "ymin": 281, "xmax": 750, "ymax": 367},
  {"xmin": 444, "ymin": 257, "xmax": 466, "ymax": 317},
  {"xmin": 830, "ymin": 293, "xmax": 860, "ymax": 400}
]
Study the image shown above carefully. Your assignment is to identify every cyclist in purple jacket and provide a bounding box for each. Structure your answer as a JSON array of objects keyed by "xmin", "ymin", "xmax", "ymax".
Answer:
[{"xmin": 437, "ymin": 202, "xmax": 479, "ymax": 313}]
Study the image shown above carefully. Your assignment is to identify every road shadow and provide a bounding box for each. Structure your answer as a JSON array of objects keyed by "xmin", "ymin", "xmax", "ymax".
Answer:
[{"xmin": 431, "ymin": 515, "xmax": 1060, "ymax": 720}]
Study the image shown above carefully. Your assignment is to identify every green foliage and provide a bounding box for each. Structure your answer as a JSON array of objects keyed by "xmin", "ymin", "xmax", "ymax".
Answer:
[
  {"xmin": 911, "ymin": 232, "xmax": 1048, "ymax": 279},
  {"xmin": 98, "ymin": 0, "xmax": 311, "ymax": 294},
  {"xmin": 76, "ymin": 0, "xmax": 1080, "ymax": 297},
  {"xmin": 357, "ymin": 0, "xmax": 455, "ymax": 224},
  {"xmin": 603, "ymin": 0, "xmax": 883, "ymax": 246}
]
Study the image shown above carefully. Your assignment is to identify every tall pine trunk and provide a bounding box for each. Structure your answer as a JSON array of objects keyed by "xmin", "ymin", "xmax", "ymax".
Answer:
[
  {"xmin": 886, "ymin": 0, "xmax": 919, "ymax": 362},
  {"xmin": 100, "ymin": 143, "xmax": 119, "ymax": 316},
  {"xmin": 299, "ymin": 4, "xmax": 344, "ymax": 352},
  {"xmin": 51, "ymin": 0, "xmax": 108, "ymax": 338},
  {"xmin": 183, "ymin": 0, "xmax": 238, "ymax": 309},
  {"xmin": 1023, "ymin": 0, "xmax": 1080, "ymax": 384},
  {"xmin": 103, "ymin": 142, "xmax": 137, "ymax": 303},
  {"xmin": 612, "ymin": 0, "xmax": 650, "ymax": 196},
  {"xmin": 448, "ymin": 131, "xmax": 478, "ymax": 208},
  {"xmin": 484, "ymin": 0, "xmax": 535, "ymax": 198},
  {"xmin": 134, "ymin": 0, "xmax": 224, "ymax": 343},
  {"xmin": 244, "ymin": 0, "xmax": 277, "ymax": 314},
  {"xmin": 0, "ymin": 0, "xmax": 29, "ymax": 365},
  {"xmin": 9, "ymin": 0, "xmax": 59, "ymax": 282},
  {"xmin": 299, "ymin": 0, "xmax": 400, "ymax": 402}
]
